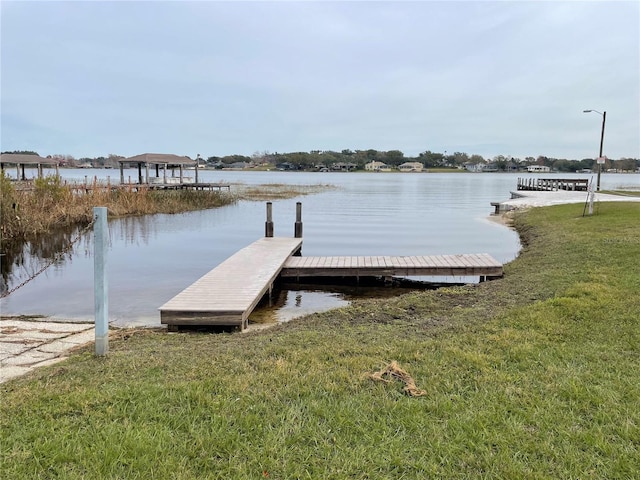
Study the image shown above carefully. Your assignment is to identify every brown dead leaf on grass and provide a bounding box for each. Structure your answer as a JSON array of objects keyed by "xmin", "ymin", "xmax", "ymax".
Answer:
[{"xmin": 369, "ymin": 361, "xmax": 427, "ymax": 397}]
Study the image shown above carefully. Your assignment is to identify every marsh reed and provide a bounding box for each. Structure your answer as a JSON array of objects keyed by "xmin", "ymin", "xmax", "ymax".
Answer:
[{"xmin": 1, "ymin": 174, "xmax": 237, "ymax": 241}]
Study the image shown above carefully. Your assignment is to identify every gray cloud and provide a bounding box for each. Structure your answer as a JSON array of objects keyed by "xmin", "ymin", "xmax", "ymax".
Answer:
[{"xmin": 1, "ymin": 1, "xmax": 638, "ymax": 160}]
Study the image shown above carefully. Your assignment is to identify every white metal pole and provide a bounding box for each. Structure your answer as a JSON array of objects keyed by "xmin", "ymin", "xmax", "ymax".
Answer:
[{"xmin": 94, "ymin": 207, "xmax": 109, "ymax": 356}]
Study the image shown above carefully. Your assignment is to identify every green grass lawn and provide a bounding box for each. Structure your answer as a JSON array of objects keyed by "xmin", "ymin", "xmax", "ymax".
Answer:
[{"xmin": 2, "ymin": 203, "xmax": 639, "ymax": 479}]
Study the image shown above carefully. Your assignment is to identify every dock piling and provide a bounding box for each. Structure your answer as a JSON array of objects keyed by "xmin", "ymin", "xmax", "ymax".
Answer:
[
  {"xmin": 294, "ymin": 202, "xmax": 303, "ymax": 238},
  {"xmin": 265, "ymin": 202, "xmax": 274, "ymax": 237}
]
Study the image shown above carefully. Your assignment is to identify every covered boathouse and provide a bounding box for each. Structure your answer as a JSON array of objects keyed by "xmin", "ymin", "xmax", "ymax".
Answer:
[
  {"xmin": 0, "ymin": 153, "xmax": 60, "ymax": 180},
  {"xmin": 118, "ymin": 153, "xmax": 200, "ymax": 186}
]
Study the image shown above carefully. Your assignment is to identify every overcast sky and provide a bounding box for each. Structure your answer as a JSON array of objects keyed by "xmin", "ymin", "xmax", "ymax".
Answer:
[{"xmin": 1, "ymin": 1, "xmax": 638, "ymax": 160}]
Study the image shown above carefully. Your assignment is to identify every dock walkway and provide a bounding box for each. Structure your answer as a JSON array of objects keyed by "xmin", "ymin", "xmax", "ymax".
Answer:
[
  {"xmin": 66, "ymin": 181, "xmax": 230, "ymax": 194},
  {"xmin": 159, "ymin": 236, "xmax": 504, "ymax": 330},
  {"xmin": 281, "ymin": 254, "xmax": 503, "ymax": 279},
  {"xmin": 159, "ymin": 237, "xmax": 302, "ymax": 330},
  {"xmin": 517, "ymin": 177, "xmax": 589, "ymax": 192}
]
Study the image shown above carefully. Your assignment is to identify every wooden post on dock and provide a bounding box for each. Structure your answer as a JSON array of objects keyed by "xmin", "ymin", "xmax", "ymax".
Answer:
[
  {"xmin": 294, "ymin": 202, "xmax": 303, "ymax": 238},
  {"xmin": 265, "ymin": 202, "xmax": 274, "ymax": 237}
]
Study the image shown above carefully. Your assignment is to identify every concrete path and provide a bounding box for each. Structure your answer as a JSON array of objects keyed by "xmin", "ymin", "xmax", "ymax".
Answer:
[
  {"xmin": 496, "ymin": 190, "xmax": 640, "ymax": 211},
  {"xmin": 0, "ymin": 317, "xmax": 95, "ymax": 384}
]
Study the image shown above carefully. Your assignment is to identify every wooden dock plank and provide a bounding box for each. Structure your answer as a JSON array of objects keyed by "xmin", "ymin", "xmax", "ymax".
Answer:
[
  {"xmin": 473, "ymin": 253, "xmax": 493, "ymax": 267},
  {"xmin": 160, "ymin": 237, "xmax": 302, "ymax": 328},
  {"xmin": 281, "ymin": 253, "xmax": 503, "ymax": 279},
  {"xmin": 431, "ymin": 255, "xmax": 448, "ymax": 268}
]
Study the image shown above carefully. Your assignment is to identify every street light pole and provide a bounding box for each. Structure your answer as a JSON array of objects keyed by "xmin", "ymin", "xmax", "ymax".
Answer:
[{"xmin": 583, "ymin": 109, "xmax": 606, "ymax": 191}]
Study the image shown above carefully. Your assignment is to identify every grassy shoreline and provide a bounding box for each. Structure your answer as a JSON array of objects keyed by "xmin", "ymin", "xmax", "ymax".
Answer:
[{"xmin": 2, "ymin": 202, "xmax": 639, "ymax": 478}]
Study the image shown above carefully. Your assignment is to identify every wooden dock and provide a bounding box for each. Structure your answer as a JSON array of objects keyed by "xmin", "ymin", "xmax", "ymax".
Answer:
[
  {"xmin": 66, "ymin": 181, "xmax": 230, "ymax": 194},
  {"xmin": 159, "ymin": 243, "xmax": 503, "ymax": 330},
  {"xmin": 281, "ymin": 254, "xmax": 503, "ymax": 280},
  {"xmin": 517, "ymin": 177, "xmax": 589, "ymax": 192},
  {"xmin": 159, "ymin": 237, "xmax": 302, "ymax": 330},
  {"xmin": 159, "ymin": 203, "xmax": 504, "ymax": 329}
]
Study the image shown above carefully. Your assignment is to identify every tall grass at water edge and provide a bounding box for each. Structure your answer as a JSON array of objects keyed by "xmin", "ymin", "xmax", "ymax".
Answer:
[
  {"xmin": 0, "ymin": 173, "xmax": 237, "ymax": 241},
  {"xmin": 1, "ymin": 202, "xmax": 639, "ymax": 478}
]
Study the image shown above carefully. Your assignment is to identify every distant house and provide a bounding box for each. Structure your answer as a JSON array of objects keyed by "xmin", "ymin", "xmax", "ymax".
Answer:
[
  {"xmin": 332, "ymin": 162, "xmax": 358, "ymax": 171},
  {"xmin": 276, "ymin": 162, "xmax": 296, "ymax": 171},
  {"xmin": 505, "ymin": 162, "xmax": 519, "ymax": 172},
  {"xmin": 527, "ymin": 165, "xmax": 551, "ymax": 173},
  {"xmin": 364, "ymin": 161, "xmax": 390, "ymax": 172},
  {"xmin": 464, "ymin": 162, "xmax": 485, "ymax": 172},
  {"xmin": 398, "ymin": 162, "xmax": 424, "ymax": 172}
]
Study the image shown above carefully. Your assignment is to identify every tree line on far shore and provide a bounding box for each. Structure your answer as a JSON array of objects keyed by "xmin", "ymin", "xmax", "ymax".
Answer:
[{"xmin": 3, "ymin": 149, "xmax": 639, "ymax": 173}]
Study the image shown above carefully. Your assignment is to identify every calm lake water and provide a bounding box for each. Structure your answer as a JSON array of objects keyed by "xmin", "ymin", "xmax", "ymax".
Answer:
[{"xmin": 1, "ymin": 170, "xmax": 637, "ymax": 327}]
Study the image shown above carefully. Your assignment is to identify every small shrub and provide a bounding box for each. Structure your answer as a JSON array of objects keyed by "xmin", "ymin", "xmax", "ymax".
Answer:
[{"xmin": 33, "ymin": 174, "xmax": 68, "ymax": 201}]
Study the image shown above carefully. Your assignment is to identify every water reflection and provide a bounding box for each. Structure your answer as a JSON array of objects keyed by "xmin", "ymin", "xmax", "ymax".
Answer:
[
  {"xmin": 1, "ymin": 225, "xmax": 90, "ymax": 296},
  {"xmin": 250, "ymin": 289, "xmax": 350, "ymax": 324},
  {"xmin": 116, "ymin": 215, "xmax": 156, "ymax": 247}
]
